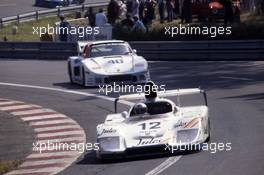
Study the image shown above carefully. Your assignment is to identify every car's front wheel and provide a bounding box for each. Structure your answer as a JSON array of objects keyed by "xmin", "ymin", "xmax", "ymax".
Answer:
[
  {"xmin": 205, "ymin": 118, "xmax": 211, "ymax": 142},
  {"xmin": 82, "ymin": 67, "xmax": 86, "ymax": 86}
]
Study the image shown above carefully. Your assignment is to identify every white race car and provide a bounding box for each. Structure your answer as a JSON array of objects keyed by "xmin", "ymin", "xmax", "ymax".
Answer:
[
  {"xmin": 96, "ymin": 82, "xmax": 210, "ymax": 159},
  {"xmin": 68, "ymin": 40, "xmax": 150, "ymax": 87}
]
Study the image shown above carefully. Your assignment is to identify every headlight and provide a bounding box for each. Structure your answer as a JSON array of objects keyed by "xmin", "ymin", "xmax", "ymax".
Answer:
[
  {"xmin": 134, "ymin": 61, "xmax": 148, "ymax": 70},
  {"xmin": 135, "ymin": 63, "xmax": 145, "ymax": 67},
  {"xmin": 98, "ymin": 137, "xmax": 120, "ymax": 151},
  {"xmin": 176, "ymin": 129, "xmax": 199, "ymax": 144}
]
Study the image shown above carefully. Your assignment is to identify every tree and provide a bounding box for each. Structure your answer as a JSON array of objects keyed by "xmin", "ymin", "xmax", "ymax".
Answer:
[
  {"xmin": 256, "ymin": 0, "xmax": 264, "ymax": 15},
  {"xmin": 246, "ymin": 0, "xmax": 263, "ymax": 15}
]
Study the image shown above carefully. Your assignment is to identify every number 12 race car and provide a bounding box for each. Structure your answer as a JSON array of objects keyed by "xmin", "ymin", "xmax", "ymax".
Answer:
[
  {"xmin": 68, "ymin": 40, "xmax": 150, "ymax": 87},
  {"xmin": 96, "ymin": 82, "xmax": 210, "ymax": 159}
]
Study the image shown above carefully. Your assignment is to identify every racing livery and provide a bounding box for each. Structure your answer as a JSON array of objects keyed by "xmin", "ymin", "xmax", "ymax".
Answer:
[
  {"xmin": 96, "ymin": 82, "xmax": 210, "ymax": 159},
  {"xmin": 68, "ymin": 40, "xmax": 150, "ymax": 87}
]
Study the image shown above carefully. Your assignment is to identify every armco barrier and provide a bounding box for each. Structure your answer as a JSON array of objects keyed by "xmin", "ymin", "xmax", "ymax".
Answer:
[
  {"xmin": 129, "ymin": 40, "xmax": 264, "ymax": 60},
  {"xmin": 0, "ymin": 40, "xmax": 263, "ymax": 60},
  {"xmin": 0, "ymin": 42, "xmax": 77, "ymax": 59}
]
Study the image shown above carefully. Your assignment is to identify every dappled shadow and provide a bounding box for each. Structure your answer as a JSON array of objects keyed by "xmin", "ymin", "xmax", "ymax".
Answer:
[
  {"xmin": 77, "ymin": 149, "xmax": 200, "ymax": 165},
  {"xmin": 148, "ymin": 61, "xmax": 264, "ymax": 91},
  {"xmin": 221, "ymin": 93, "xmax": 264, "ymax": 101}
]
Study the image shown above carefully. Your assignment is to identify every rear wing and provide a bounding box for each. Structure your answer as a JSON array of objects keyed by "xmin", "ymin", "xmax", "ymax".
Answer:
[
  {"xmin": 77, "ymin": 41, "xmax": 90, "ymax": 54},
  {"xmin": 114, "ymin": 88, "xmax": 208, "ymax": 113}
]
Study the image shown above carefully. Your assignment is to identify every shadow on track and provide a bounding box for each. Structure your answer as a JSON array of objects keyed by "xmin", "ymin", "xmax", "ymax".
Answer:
[
  {"xmin": 149, "ymin": 61, "xmax": 264, "ymax": 90},
  {"xmin": 221, "ymin": 93, "xmax": 264, "ymax": 101},
  {"xmin": 77, "ymin": 149, "xmax": 200, "ymax": 165}
]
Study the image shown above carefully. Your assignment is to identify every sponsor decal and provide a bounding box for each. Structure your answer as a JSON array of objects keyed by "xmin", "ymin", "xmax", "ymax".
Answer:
[
  {"xmin": 137, "ymin": 137, "xmax": 161, "ymax": 146},
  {"xmin": 174, "ymin": 121, "xmax": 188, "ymax": 128},
  {"xmin": 108, "ymin": 59, "xmax": 124, "ymax": 64},
  {"xmin": 98, "ymin": 128, "xmax": 117, "ymax": 136}
]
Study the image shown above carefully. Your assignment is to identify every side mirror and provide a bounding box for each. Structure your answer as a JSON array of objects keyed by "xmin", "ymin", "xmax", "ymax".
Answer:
[
  {"xmin": 121, "ymin": 111, "xmax": 128, "ymax": 118},
  {"xmin": 133, "ymin": 49, "xmax": 137, "ymax": 53}
]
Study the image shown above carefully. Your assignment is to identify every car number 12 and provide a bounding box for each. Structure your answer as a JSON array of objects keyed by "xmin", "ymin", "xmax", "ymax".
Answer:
[{"xmin": 138, "ymin": 122, "xmax": 161, "ymax": 130}]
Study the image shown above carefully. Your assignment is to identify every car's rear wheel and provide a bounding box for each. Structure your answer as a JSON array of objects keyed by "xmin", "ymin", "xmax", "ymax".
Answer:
[{"xmin": 68, "ymin": 62, "xmax": 73, "ymax": 83}]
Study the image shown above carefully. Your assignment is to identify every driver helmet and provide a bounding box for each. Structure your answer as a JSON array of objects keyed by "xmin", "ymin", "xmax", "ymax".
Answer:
[{"xmin": 133, "ymin": 103, "xmax": 147, "ymax": 115}]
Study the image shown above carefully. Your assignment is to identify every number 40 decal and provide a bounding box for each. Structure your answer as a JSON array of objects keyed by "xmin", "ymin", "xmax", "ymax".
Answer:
[
  {"xmin": 108, "ymin": 59, "xmax": 124, "ymax": 64},
  {"xmin": 138, "ymin": 122, "xmax": 161, "ymax": 130}
]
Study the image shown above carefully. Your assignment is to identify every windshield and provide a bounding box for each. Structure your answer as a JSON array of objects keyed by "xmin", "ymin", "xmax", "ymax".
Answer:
[
  {"xmin": 130, "ymin": 101, "xmax": 173, "ymax": 116},
  {"xmin": 89, "ymin": 43, "xmax": 132, "ymax": 58}
]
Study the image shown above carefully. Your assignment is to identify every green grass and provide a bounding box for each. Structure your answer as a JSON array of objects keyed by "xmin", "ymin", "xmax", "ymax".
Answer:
[
  {"xmin": 0, "ymin": 6, "xmax": 105, "ymax": 42},
  {"xmin": 0, "ymin": 160, "xmax": 22, "ymax": 175},
  {"xmin": 0, "ymin": 14, "xmax": 78, "ymax": 42},
  {"xmin": 0, "ymin": 16, "xmax": 58, "ymax": 41},
  {"xmin": 0, "ymin": 11, "xmax": 263, "ymax": 41}
]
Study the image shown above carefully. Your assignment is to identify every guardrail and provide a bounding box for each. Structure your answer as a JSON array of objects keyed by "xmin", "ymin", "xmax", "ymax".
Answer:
[
  {"xmin": 130, "ymin": 40, "xmax": 264, "ymax": 60},
  {"xmin": 0, "ymin": 2, "xmax": 108, "ymax": 27},
  {"xmin": 0, "ymin": 40, "xmax": 263, "ymax": 60}
]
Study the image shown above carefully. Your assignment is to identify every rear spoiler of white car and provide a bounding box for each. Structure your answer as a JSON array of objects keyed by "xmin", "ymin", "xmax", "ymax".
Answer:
[
  {"xmin": 114, "ymin": 88, "xmax": 208, "ymax": 113},
  {"xmin": 77, "ymin": 41, "xmax": 90, "ymax": 54}
]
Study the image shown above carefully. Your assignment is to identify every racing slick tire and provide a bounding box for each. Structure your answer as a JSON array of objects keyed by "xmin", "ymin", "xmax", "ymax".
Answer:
[
  {"xmin": 68, "ymin": 62, "xmax": 73, "ymax": 83},
  {"xmin": 82, "ymin": 67, "xmax": 86, "ymax": 86},
  {"xmin": 205, "ymin": 118, "xmax": 211, "ymax": 142}
]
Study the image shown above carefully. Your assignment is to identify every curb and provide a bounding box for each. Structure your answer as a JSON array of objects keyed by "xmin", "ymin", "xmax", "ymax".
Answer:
[{"xmin": 0, "ymin": 98, "xmax": 86, "ymax": 175}]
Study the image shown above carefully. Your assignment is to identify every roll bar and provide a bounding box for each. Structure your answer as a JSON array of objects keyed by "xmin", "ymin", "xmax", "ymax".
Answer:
[{"xmin": 114, "ymin": 88, "xmax": 208, "ymax": 113}]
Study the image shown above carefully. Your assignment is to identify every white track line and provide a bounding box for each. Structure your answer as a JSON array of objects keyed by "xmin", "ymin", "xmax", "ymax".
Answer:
[
  {"xmin": 35, "ymin": 137, "xmax": 85, "ymax": 144},
  {"xmin": 145, "ymin": 156, "xmax": 182, "ymax": 175},
  {"xmin": 22, "ymin": 114, "xmax": 66, "ymax": 121},
  {"xmin": 12, "ymin": 108, "xmax": 54, "ymax": 115},
  {"xmin": 219, "ymin": 76, "xmax": 253, "ymax": 81},
  {"xmin": 34, "ymin": 125, "xmax": 81, "ymax": 132},
  {"xmin": 29, "ymin": 119, "xmax": 74, "ymax": 126},
  {"xmin": 36, "ymin": 130, "xmax": 84, "ymax": 138},
  {"xmin": 0, "ymin": 82, "xmax": 180, "ymax": 175},
  {"xmin": 20, "ymin": 158, "xmax": 75, "ymax": 167},
  {"xmin": 0, "ymin": 82, "xmax": 133, "ymax": 106},
  {"xmin": 0, "ymin": 101, "xmax": 22, "ymax": 105}
]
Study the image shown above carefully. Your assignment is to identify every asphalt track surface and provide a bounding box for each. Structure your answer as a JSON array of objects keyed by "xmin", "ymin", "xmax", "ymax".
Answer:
[
  {"xmin": 0, "ymin": 0, "xmax": 108, "ymax": 18},
  {"xmin": 0, "ymin": 59, "xmax": 263, "ymax": 175},
  {"xmin": 0, "ymin": 111, "xmax": 35, "ymax": 161}
]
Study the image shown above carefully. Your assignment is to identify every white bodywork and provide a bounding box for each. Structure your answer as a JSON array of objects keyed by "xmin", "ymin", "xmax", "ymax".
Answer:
[
  {"xmin": 68, "ymin": 40, "xmax": 150, "ymax": 86},
  {"xmin": 96, "ymin": 89, "xmax": 210, "ymax": 159}
]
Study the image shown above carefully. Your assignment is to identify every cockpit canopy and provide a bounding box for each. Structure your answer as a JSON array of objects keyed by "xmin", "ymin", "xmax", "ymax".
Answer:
[
  {"xmin": 82, "ymin": 42, "xmax": 132, "ymax": 58},
  {"xmin": 130, "ymin": 101, "xmax": 173, "ymax": 117}
]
